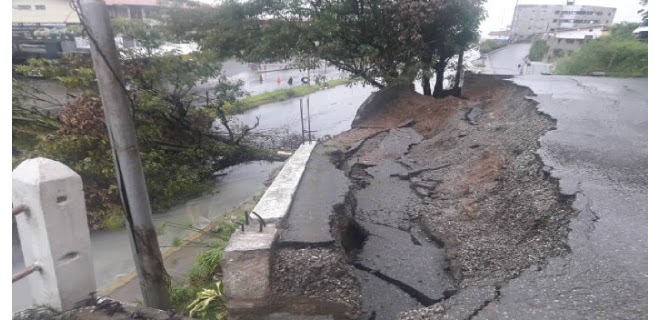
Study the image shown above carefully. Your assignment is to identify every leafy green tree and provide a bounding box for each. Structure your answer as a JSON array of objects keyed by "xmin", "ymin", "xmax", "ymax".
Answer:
[
  {"xmin": 417, "ymin": 0, "xmax": 485, "ymax": 97},
  {"xmin": 167, "ymin": 0, "xmax": 485, "ymax": 95},
  {"xmin": 13, "ymin": 21, "xmax": 276, "ymax": 229}
]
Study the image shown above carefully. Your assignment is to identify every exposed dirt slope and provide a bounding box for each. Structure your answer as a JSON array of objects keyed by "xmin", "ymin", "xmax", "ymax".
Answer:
[{"xmin": 326, "ymin": 74, "xmax": 576, "ymax": 319}]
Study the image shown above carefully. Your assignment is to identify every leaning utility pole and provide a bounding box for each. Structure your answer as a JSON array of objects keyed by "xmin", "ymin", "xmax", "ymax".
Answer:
[{"xmin": 78, "ymin": 0, "xmax": 171, "ymax": 309}]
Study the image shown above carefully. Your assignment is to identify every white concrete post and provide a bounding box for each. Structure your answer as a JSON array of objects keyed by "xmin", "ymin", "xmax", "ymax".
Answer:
[{"xmin": 12, "ymin": 158, "xmax": 96, "ymax": 311}]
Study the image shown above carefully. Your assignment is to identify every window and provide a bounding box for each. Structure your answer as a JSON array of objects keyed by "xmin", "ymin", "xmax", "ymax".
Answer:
[
  {"xmin": 15, "ymin": 5, "xmax": 31, "ymax": 10},
  {"xmin": 35, "ymin": 5, "xmax": 46, "ymax": 10},
  {"xmin": 555, "ymin": 10, "xmax": 560, "ymax": 14},
  {"xmin": 553, "ymin": 19, "xmax": 557, "ymax": 22},
  {"xmin": 566, "ymin": 39, "xmax": 575, "ymax": 44}
]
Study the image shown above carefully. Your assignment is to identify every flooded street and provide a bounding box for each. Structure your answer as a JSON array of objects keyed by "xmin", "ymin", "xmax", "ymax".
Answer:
[
  {"xmin": 13, "ymin": 60, "xmax": 373, "ymax": 312},
  {"xmin": 13, "ymin": 160, "xmax": 282, "ymax": 312},
  {"xmin": 234, "ymin": 83, "xmax": 375, "ymax": 138}
]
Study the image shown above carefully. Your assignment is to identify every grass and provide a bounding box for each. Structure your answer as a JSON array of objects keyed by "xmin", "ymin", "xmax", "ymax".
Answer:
[
  {"xmin": 171, "ymin": 237, "xmax": 182, "ymax": 247},
  {"xmin": 169, "ymin": 191, "xmax": 265, "ymax": 319},
  {"xmin": 226, "ymin": 78, "xmax": 357, "ymax": 113}
]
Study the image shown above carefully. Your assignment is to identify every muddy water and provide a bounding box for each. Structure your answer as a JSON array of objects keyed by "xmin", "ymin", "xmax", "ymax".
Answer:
[{"xmin": 12, "ymin": 160, "xmax": 282, "ymax": 313}]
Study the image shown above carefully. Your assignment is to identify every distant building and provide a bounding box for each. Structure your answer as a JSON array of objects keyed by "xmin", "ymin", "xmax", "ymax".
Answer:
[
  {"xmin": 12, "ymin": 0, "xmax": 82, "ymax": 60},
  {"xmin": 485, "ymin": 30, "xmax": 511, "ymax": 43},
  {"xmin": 510, "ymin": 1, "xmax": 616, "ymax": 41},
  {"xmin": 105, "ymin": 0, "xmax": 161, "ymax": 23},
  {"xmin": 543, "ymin": 26, "xmax": 605, "ymax": 61},
  {"xmin": 11, "ymin": 0, "xmax": 178, "ymax": 61}
]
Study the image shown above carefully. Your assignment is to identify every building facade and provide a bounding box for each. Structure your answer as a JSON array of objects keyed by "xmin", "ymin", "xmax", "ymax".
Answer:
[
  {"xmin": 543, "ymin": 26, "xmax": 604, "ymax": 62},
  {"xmin": 510, "ymin": 1, "xmax": 616, "ymax": 40}
]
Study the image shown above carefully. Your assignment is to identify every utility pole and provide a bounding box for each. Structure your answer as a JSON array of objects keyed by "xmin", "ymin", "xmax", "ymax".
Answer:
[{"xmin": 78, "ymin": 0, "xmax": 171, "ymax": 309}]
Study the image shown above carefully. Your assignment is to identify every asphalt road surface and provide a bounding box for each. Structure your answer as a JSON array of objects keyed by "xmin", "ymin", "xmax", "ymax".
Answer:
[
  {"xmin": 474, "ymin": 75, "xmax": 648, "ymax": 319},
  {"xmin": 483, "ymin": 43, "xmax": 531, "ymax": 75}
]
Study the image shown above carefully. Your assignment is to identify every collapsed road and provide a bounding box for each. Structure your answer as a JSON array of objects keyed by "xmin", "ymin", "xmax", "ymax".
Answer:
[{"xmin": 268, "ymin": 73, "xmax": 647, "ymax": 320}]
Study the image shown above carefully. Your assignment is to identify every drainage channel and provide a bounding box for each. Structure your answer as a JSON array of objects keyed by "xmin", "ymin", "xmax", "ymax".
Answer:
[{"xmin": 336, "ymin": 128, "xmax": 457, "ymax": 319}]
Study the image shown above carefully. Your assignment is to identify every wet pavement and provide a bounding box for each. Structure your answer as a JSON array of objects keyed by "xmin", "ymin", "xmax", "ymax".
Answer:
[
  {"xmin": 232, "ymin": 83, "xmax": 375, "ymax": 141},
  {"xmin": 195, "ymin": 59, "xmax": 350, "ymax": 96},
  {"xmin": 346, "ymin": 128, "xmax": 456, "ymax": 319},
  {"xmin": 483, "ymin": 43, "xmax": 531, "ymax": 75},
  {"xmin": 279, "ymin": 145, "xmax": 348, "ymax": 246},
  {"xmin": 472, "ymin": 76, "xmax": 648, "ymax": 319}
]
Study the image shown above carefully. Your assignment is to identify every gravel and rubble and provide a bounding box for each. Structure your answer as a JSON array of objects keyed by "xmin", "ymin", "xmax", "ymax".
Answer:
[
  {"xmin": 323, "ymin": 74, "xmax": 577, "ymax": 319},
  {"xmin": 270, "ymin": 248, "xmax": 362, "ymax": 319},
  {"xmin": 271, "ymin": 73, "xmax": 577, "ymax": 320}
]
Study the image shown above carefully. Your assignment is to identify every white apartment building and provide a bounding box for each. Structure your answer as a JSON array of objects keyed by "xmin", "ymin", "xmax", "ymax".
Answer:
[
  {"xmin": 12, "ymin": 0, "xmax": 80, "ymax": 26},
  {"xmin": 510, "ymin": 1, "xmax": 616, "ymax": 40}
]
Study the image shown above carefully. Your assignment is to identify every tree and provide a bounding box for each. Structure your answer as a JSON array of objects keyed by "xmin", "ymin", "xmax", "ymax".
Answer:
[
  {"xmin": 168, "ymin": 0, "xmax": 485, "ymax": 95},
  {"xmin": 12, "ymin": 20, "xmax": 276, "ymax": 229},
  {"xmin": 417, "ymin": 0, "xmax": 485, "ymax": 97}
]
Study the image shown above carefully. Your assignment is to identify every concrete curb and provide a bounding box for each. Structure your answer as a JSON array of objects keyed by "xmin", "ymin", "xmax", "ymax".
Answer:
[
  {"xmin": 221, "ymin": 142, "xmax": 317, "ymax": 318},
  {"xmin": 252, "ymin": 142, "xmax": 317, "ymax": 223}
]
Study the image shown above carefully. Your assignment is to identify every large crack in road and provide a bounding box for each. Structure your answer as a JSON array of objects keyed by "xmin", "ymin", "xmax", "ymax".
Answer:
[
  {"xmin": 272, "ymin": 74, "xmax": 584, "ymax": 320},
  {"xmin": 326, "ymin": 75, "xmax": 578, "ymax": 320},
  {"xmin": 334, "ymin": 128, "xmax": 457, "ymax": 319}
]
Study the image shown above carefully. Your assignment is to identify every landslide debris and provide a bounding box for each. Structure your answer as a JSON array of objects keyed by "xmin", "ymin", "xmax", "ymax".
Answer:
[{"xmin": 325, "ymin": 74, "xmax": 576, "ymax": 319}]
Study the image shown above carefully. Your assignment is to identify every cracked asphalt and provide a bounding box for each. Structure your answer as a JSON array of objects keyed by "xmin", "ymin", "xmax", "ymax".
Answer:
[
  {"xmin": 273, "ymin": 74, "xmax": 647, "ymax": 320},
  {"xmin": 469, "ymin": 76, "xmax": 648, "ymax": 319}
]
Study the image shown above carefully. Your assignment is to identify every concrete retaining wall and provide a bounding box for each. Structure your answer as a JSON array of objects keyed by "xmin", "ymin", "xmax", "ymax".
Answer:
[{"xmin": 222, "ymin": 142, "xmax": 317, "ymax": 319}]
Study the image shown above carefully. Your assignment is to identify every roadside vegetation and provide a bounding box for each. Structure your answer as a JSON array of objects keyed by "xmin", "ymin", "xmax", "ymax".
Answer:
[
  {"xmin": 555, "ymin": 22, "xmax": 648, "ymax": 77},
  {"xmin": 167, "ymin": 0, "xmax": 486, "ymax": 98},
  {"xmin": 12, "ymin": 20, "xmax": 280, "ymax": 230},
  {"xmin": 228, "ymin": 78, "xmax": 356, "ymax": 112},
  {"xmin": 168, "ymin": 191, "xmax": 263, "ymax": 320},
  {"xmin": 528, "ymin": 39, "xmax": 550, "ymax": 61},
  {"xmin": 479, "ymin": 39, "xmax": 506, "ymax": 54}
]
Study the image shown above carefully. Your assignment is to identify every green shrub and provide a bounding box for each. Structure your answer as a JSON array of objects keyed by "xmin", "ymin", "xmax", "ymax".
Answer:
[
  {"xmin": 101, "ymin": 211, "xmax": 125, "ymax": 230},
  {"xmin": 479, "ymin": 39, "xmax": 506, "ymax": 54},
  {"xmin": 528, "ymin": 40, "xmax": 549, "ymax": 61},
  {"xmin": 555, "ymin": 37, "xmax": 647, "ymax": 77}
]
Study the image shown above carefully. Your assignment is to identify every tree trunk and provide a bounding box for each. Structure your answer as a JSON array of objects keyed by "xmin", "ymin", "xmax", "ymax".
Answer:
[
  {"xmin": 361, "ymin": 74, "xmax": 385, "ymax": 89},
  {"xmin": 432, "ymin": 61, "xmax": 446, "ymax": 98},
  {"xmin": 421, "ymin": 74, "xmax": 432, "ymax": 96},
  {"xmin": 453, "ymin": 50, "xmax": 464, "ymax": 97}
]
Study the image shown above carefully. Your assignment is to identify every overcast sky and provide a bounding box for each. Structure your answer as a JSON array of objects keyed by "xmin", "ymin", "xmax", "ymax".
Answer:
[
  {"xmin": 199, "ymin": 0, "xmax": 645, "ymax": 36},
  {"xmin": 480, "ymin": 0, "xmax": 645, "ymax": 35}
]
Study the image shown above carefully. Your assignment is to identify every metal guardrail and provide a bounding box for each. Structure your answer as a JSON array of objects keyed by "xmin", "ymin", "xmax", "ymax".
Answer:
[
  {"xmin": 243, "ymin": 211, "xmax": 267, "ymax": 232},
  {"xmin": 13, "ymin": 204, "xmax": 28, "ymax": 216},
  {"xmin": 13, "ymin": 263, "xmax": 41, "ymax": 283},
  {"xmin": 12, "ymin": 204, "xmax": 42, "ymax": 283}
]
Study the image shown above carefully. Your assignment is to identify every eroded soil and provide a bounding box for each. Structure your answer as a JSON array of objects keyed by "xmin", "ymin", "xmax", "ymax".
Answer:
[
  {"xmin": 325, "ymin": 74, "xmax": 576, "ymax": 319},
  {"xmin": 270, "ymin": 74, "xmax": 576, "ymax": 320}
]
